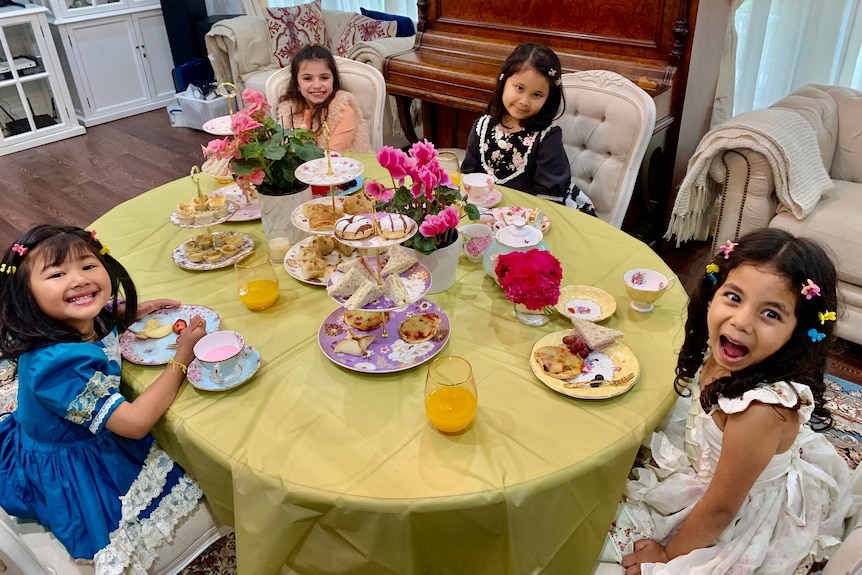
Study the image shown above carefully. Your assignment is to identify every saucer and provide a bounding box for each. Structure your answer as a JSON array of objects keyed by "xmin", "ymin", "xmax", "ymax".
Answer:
[
  {"xmin": 187, "ymin": 345, "xmax": 261, "ymax": 392},
  {"xmin": 467, "ymin": 188, "xmax": 502, "ymax": 208}
]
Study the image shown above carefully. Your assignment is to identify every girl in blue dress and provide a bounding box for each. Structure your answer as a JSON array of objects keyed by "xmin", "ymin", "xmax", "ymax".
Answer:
[{"xmin": 0, "ymin": 224, "xmax": 209, "ymax": 571}]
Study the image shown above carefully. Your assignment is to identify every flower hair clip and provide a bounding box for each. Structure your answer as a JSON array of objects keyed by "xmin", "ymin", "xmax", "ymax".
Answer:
[
  {"xmin": 11, "ymin": 243, "xmax": 27, "ymax": 257},
  {"xmin": 818, "ymin": 310, "xmax": 836, "ymax": 325},
  {"xmin": 705, "ymin": 263, "xmax": 719, "ymax": 285},
  {"xmin": 719, "ymin": 240, "xmax": 738, "ymax": 259},
  {"xmin": 0, "ymin": 263, "xmax": 16, "ymax": 274},
  {"xmin": 801, "ymin": 279, "xmax": 821, "ymax": 299},
  {"xmin": 808, "ymin": 328, "xmax": 826, "ymax": 343}
]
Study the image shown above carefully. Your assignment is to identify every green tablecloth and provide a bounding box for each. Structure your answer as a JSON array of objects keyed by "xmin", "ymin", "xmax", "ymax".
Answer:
[{"xmin": 94, "ymin": 155, "xmax": 687, "ymax": 575}]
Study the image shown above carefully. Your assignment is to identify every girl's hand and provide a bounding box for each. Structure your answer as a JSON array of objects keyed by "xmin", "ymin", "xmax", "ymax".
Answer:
[
  {"xmin": 621, "ymin": 539, "xmax": 669, "ymax": 575},
  {"xmin": 135, "ymin": 299, "xmax": 181, "ymax": 319},
  {"xmin": 173, "ymin": 315, "xmax": 207, "ymax": 364}
]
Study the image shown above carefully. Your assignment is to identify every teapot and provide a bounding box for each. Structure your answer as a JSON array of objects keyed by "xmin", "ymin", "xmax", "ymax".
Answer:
[{"xmin": 483, "ymin": 210, "xmax": 550, "ymax": 278}]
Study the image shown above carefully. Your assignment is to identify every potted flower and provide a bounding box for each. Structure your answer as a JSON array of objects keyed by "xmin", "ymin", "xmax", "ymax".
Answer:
[
  {"xmin": 202, "ymin": 88, "xmax": 324, "ymax": 242},
  {"xmin": 364, "ymin": 140, "xmax": 480, "ymax": 292},
  {"xmin": 495, "ymin": 249, "xmax": 563, "ymax": 326}
]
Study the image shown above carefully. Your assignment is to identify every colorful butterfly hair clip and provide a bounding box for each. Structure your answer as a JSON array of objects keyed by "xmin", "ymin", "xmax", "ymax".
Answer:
[
  {"xmin": 705, "ymin": 263, "xmax": 719, "ymax": 285},
  {"xmin": 11, "ymin": 243, "xmax": 27, "ymax": 257},
  {"xmin": 808, "ymin": 328, "xmax": 826, "ymax": 343},
  {"xmin": 0, "ymin": 263, "xmax": 16, "ymax": 274},
  {"xmin": 99, "ymin": 244, "xmax": 110, "ymax": 255},
  {"xmin": 801, "ymin": 279, "xmax": 821, "ymax": 300},
  {"xmin": 818, "ymin": 310, "xmax": 836, "ymax": 325},
  {"xmin": 719, "ymin": 240, "xmax": 738, "ymax": 260}
]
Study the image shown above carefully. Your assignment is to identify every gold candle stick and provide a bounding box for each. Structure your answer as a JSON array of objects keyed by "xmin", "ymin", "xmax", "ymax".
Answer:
[{"xmin": 216, "ymin": 82, "xmax": 238, "ymax": 117}]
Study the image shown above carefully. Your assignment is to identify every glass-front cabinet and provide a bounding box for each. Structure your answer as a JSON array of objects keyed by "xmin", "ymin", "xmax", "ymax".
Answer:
[
  {"xmin": 0, "ymin": 3, "xmax": 84, "ymax": 155},
  {"xmin": 33, "ymin": 0, "xmax": 158, "ymax": 21}
]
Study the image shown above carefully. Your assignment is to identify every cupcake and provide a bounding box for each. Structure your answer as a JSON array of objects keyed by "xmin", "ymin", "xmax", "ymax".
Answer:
[{"xmin": 203, "ymin": 250, "xmax": 222, "ymax": 264}]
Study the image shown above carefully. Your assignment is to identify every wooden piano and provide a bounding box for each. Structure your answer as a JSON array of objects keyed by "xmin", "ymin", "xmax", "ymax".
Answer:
[{"xmin": 384, "ymin": 0, "xmax": 699, "ymax": 241}]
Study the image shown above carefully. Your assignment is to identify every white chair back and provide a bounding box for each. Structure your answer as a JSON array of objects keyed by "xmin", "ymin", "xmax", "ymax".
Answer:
[
  {"xmin": 265, "ymin": 56, "xmax": 387, "ymax": 150},
  {"xmin": 556, "ymin": 70, "xmax": 656, "ymax": 228}
]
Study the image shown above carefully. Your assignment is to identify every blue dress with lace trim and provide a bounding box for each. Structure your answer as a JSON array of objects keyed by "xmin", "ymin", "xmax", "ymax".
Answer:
[{"xmin": 0, "ymin": 329, "xmax": 202, "ymax": 570}]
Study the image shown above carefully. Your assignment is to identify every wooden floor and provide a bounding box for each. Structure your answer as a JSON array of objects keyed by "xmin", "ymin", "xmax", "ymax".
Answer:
[{"xmin": 2, "ymin": 110, "xmax": 860, "ymax": 381}]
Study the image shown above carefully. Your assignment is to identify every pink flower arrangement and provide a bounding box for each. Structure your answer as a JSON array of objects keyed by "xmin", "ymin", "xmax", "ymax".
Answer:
[
  {"xmin": 495, "ymin": 249, "xmax": 563, "ymax": 311},
  {"xmin": 365, "ymin": 140, "xmax": 479, "ymax": 254},
  {"xmin": 201, "ymin": 88, "xmax": 322, "ymax": 195}
]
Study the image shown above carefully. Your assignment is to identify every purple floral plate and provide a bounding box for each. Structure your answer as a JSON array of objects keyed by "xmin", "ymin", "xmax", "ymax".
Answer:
[
  {"xmin": 120, "ymin": 305, "xmax": 221, "ymax": 365},
  {"xmin": 318, "ymin": 299, "xmax": 450, "ymax": 373}
]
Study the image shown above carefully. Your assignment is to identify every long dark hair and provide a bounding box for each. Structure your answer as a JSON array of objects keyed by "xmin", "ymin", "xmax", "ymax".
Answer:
[
  {"xmin": 674, "ymin": 228, "xmax": 838, "ymax": 428},
  {"xmin": 0, "ymin": 225, "xmax": 138, "ymax": 358},
  {"xmin": 487, "ymin": 43, "xmax": 565, "ymax": 132},
  {"xmin": 280, "ymin": 44, "xmax": 341, "ymax": 136}
]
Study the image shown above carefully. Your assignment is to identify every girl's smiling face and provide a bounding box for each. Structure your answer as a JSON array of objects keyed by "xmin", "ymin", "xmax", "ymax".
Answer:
[
  {"xmin": 297, "ymin": 59, "xmax": 334, "ymax": 107},
  {"xmin": 707, "ymin": 264, "xmax": 798, "ymax": 373},
  {"xmin": 28, "ymin": 248, "xmax": 111, "ymax": 335},
  {"xmin": 501, "ymin": 66, "xmax": 550, "ymax": 127}
]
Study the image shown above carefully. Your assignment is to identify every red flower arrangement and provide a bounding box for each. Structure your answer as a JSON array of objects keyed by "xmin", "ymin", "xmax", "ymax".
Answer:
[{"xmin": 494, "ymin": 249, "xmax": 563, "ymax": 311}]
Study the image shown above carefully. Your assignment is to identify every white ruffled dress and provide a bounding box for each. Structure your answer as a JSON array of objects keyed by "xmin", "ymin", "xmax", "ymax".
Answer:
[{"xmin": 603, "ymin": 377, "xmax": 853, "ymax": 574}]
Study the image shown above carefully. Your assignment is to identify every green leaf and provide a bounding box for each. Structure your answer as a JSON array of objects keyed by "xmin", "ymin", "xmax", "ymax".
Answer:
[
  {"xmin": 413, "ymin": 234, "xmax": 436, "ymax": 254},
  {"xmin": 463, "ymin": 204, "xmax": 481, "ymax": 220}
]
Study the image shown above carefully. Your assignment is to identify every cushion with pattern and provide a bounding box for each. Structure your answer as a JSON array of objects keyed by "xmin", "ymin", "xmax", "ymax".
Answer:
[{"xmin": 265, "ymin": 0, "xmax": 326, "ymax": 67}]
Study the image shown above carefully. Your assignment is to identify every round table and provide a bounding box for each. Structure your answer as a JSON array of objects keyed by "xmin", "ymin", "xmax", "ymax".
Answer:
[{"xmin": 95, "ymin": 155, "xmax": 687, "ymax": 575}]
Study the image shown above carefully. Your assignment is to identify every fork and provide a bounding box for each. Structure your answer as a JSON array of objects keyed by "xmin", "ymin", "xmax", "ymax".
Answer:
[{"xmin": 563, "ymin": 372, "xmax": 635, "ymax": 389}]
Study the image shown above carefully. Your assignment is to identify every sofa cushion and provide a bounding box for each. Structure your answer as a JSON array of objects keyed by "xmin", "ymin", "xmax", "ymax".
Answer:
[
  {"xmin": 771, "ymin": 85, "xmax": 837, "ymax": 172},
  {"xmin": 360, "ymin": 7, "xmax": 416, "ymax": 37},
  {"xmin": 769, "ymin": 179, "xmax": 862, "ymax": 286},
  {"xmin": 331, "ymin": 13, "xmax": 396, "ymax": 57},
  {"xmin": 825, "ymin": 85, "xmax": 862, "ymax": 183},
  {"xmin": 265, "ymin": 0, "xmax": 326, "ymax": 67}
]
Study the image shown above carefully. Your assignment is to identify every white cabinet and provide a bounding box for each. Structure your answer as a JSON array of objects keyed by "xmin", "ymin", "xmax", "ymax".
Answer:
[
  {"xmin": 0, "ymin": 3, "xmax": 84, "ymax": 155},
  {"xmin": 34, "ymin": 0, "xmax": 173, "ymax": 126}
]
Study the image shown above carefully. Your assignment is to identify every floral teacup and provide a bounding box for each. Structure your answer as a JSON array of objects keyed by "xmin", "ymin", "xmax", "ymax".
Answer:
[
  {"xmin": 458, "ymin": 223, "xmax": 494, "ymax": 262},
  {"xmin": 624, "ymin": 268, "xmax": 676, "ymax": 313}
]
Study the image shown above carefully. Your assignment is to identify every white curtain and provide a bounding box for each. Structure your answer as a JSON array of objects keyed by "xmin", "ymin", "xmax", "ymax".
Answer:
[
  {"xmin": 730, "ymin": 0, "xmax": 862, "ymax": 116},
  {"xmin": 265, "ymin": 0, "xmax": 418, "ymax": 20}
]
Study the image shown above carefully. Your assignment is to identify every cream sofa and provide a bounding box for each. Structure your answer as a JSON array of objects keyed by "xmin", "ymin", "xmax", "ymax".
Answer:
[
  {"xmin": 205, "ymin": 9, "xmax": 415, "ymax": 148},
  {"xmin": 707, "ymin": 85, "xmax": 862, "ymax": 345}
]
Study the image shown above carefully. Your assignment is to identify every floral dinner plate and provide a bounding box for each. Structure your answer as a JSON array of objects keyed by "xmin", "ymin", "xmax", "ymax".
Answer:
[
  {"xmin": 295, "ymin": 157, "xmax": 364, "ymax": 186},
  {"xmin": 120, "ymin": 305, "xmax": 221, "ymax": 365},
  {"xmin": 530, "ymin": 330, "xmax": 639, "ymax": 400},
  {"xmin": 208, "ymin": 184, "xmax": 260, "ymax": 221},
  {"xmin": 318, "ymin": 299, "xmax": 450, "ymax": 373},
  {"xmin": 290, "ymin": 196, "xmax": 348, "ymax": 234},
  {"xmin": 202, "ymin": 115, "xmax": 233, "ymax": 136},
  {"xmin": 283, "ymin": 236, "xmax": 358, "ymax": 286},
  {"xmin": 172, "ymin": 233, "xmax": 254, "ymax": 271},
  {"xmin": 555, "ymin": 285, "xmax": 617, "ymax": 322}
]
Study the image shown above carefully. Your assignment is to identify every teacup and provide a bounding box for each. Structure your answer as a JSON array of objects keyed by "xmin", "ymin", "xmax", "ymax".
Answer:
[
  {"xmin": 458, "ymin": 223, "xmax": 494, "ymax": 262},
  {"xmin": 624, "ymin": 268, "xmax": 676, "ymax": 313},
  {"xmin": 193, "ymin": 331, "xmax": 245, "ymax": 384},
  {"xmin": 462, "ymin": 173, "xmax": 494, "ymax": 203}
]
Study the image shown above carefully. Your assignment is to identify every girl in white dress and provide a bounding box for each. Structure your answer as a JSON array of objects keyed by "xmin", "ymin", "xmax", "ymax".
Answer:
[{"xmin": 601, "ymin": 228, "xmax": 856, "ymax": 575}]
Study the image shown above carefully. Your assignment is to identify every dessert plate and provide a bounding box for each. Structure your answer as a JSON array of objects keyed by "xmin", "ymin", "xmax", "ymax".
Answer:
[
  {"xmin": 486, "ymin": 206, "xmax": 550, "ymax": 233},
  {"xmin": 188, "ymin": 345, "xmax": 261, "ymax": 392},
  {"xmin": 530, "ymin": 330, "xmax": 639, "ymax": 400},
  {"xmin": 555, "ymin": 285, "xmax": 617, "ymax": 322},
  {"xmin": 208, "ymin": 184, "xmax": 260, "ymax": 221},
  {"xmin": 172, "ymin": 233, "xmax": 254, "ymax": 271},
  {"xmin": 202, "ymin": 115, "xmax": 233, "ymax": 136},
  {"xmin": 120, "ymin": 305, "xmax": 221, "ymax": 365},
  {"xmin": 326, "ymin": 255, "xmax": 431, "ymax": 310},
  {"xmin": 291, "ymin": 196, "xmax": 348, "ymax": 234},
  {"xmin": 467, "ymin": 188, "xmax": 503, "ymax": 208},
  {"xmin": 170, "ymin": 201, "xmax": 237, "ymax": 227},
  {"xmin": 283, "ymin": 236, "xmax": 358, "ymax": 286},
  {"xmin": 332, "ymin": 212, "xmax": 418, "ymax": 249},
  {"xmin": 295, "ymin": 157, "xmax": 364, "ymax": 186},
  {"xmin": 318, "ymin": 299, "xmax": 450, "ymax": 373}
]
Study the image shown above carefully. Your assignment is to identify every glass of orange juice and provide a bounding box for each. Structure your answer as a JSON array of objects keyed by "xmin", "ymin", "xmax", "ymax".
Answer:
[
  {"xmin": 235, "ymin": 251, "xmax": 279, "ymax": 311},
  {"xmin": 424, "ymin": 356, "xmax": 477, "ymax": 433}
]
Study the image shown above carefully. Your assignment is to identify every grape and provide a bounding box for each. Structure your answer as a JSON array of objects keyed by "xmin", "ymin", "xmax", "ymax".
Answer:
[{"xmin": 562, "ymin": 336, "xmax": 574, "ymax": 345}]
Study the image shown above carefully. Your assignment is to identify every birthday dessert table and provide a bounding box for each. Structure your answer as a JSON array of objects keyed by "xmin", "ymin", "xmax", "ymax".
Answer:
[{"xmin": 93, "ymin": 154, "xmax": 688, "ymax": 575}]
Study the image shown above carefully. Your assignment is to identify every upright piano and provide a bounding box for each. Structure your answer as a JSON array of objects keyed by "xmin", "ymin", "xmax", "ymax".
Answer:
[{"xmin": 384, "ymin": 0, "xmax": 699, "ymax": 241}]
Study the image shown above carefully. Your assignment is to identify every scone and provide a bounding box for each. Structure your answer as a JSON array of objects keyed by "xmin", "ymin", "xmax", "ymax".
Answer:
[
  {"xmin": 334, "ymin": 215, "xmax": 374, "ymax": 240},
  {"xmin": 310, "ymin": 235, "xmax": 335, "ymax": 256},
  {"xmin": 344, "ymin": 310, "xmax": 388, "ymax": 331},
  {"xmin": 398, "ymin": 313, "xmax": 441, "ymax": 343},
  {"xmin": 378, "ymin": 214, "xmax": 411, "ymax": 239}
]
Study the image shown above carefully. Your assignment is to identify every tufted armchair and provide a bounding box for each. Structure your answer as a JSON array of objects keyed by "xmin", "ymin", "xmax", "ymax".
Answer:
[{"xmin": 556, "ymin": 70, "xmax": 656, "ymax": 228}]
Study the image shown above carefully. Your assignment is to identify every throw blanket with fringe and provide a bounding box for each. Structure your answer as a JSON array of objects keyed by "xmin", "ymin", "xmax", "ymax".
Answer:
[{"xmin": 665, "ymin": 109, "xmax": 834, "ymax": 245}]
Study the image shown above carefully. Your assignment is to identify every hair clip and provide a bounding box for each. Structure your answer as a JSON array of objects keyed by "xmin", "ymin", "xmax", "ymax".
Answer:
[
  {"xmin": 719, "ymin": 240, "xmax": 738, "ymax": 259},
  {"xmin": 90, "ymin": 230, "xmax": 97, "ymax": 240},
  {"xmin": 808, "ymin": 328, "xmax": 826, "ymax": 343},
  {"xmin": 818, "ymin": 310, "xmax": 836, "ymax": 325},
  {"xmin": 99, "ymin": 244, "xmax": 110, "ymax": 255},
  {"xmin": 0, "ymin": 263, "xmax": 16, "ymax": 274},
  {"xmin": 801, "ymin": 279, "xmax": 820, "ymax": 299},
  {"xmin": 548, "ymin": 68, "xmax": 557, "ymax": 77},
  {"xmin": 11, "ymin": 243, "xmax": 27, "ymax": 257},
  {"xmin": 499, "ymin": 73, "xmax": 504, "ymax": 81},
  {"xmin": 554, "ymin": 78, "xmax": 562, "ymax": 86},
  {"xmin": 705, "ymin": 263, "xmax": 719, "ymax": 285}
]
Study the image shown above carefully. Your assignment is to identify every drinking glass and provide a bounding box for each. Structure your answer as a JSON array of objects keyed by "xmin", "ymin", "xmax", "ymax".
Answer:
[
  {"xmin": 424, "ymin": 356, "xmax": 478, "ymax": 433},
  {"xmin": 235, "ymin": 251, "xmax": 279, "ymax": 310}
]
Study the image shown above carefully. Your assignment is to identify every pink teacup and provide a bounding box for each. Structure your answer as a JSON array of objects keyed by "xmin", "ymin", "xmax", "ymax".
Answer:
[
  {"xmin": 458, "ymin": 223, "xmax": 494, "ymax": 262},
  {"xmin": 462, "ymin": 173, "xmax": 494, "ymax": 203},
  {"xmin": 193, "ymin": 331, "xmax": 245, "ymax": 383}
]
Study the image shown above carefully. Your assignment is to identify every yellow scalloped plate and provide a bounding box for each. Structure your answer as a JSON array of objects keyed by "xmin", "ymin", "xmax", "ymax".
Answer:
[
  {"xmin": 530, "ymin": 330, "xmax": 639, "ymax": 400},
  {"xmin": 554, "ymin": 285, "xmax": 617, "ymax": 322}
]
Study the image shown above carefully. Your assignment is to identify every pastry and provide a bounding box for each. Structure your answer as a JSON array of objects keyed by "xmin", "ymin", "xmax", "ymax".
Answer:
[
  {"xmin": 220, "ymin": 244, "xmax": 239, "ymax": 258},
  {"xmin": 194, "ymin": 234, "xmax": 213, "ymax": 250},
  {"xmin": 334, "ymin": 215, "xmax": 374, "ymax": 240},
  {"xmin": 310, "ymin": 235, "xmax": 335, "ymax": 256},
  {"xmin": 381, "ymin": 245, "xmax": 417, "ymax": 276},
  {"xmin": 178, "ymin": 202, "xmax": 195, "ymax": 213},
  {"xmin": 183, "ymin": 240, "xmax": 201, "ymax": 255},
  {"xmin": 209, "ymin": 195, "xmax": 229, "ymax": 217},
  {"xmin": 334, "ymin": 330, "xmax": 376, "ymax": 356},
  {"xmin": 211, "ymin": 232, "xmax": 227, "ymax": 247},
  {"xmin": 294, "ymin": 245, "xmax": 319, "ymax": 262},
  {"xmin": 203, "ymin": 250, "xmax": 222, "ymax": 264},
  {"xmin": 343, "ymin": 280, "xmax": 383, "ymax": 310},
  {"xmin": 303, "ymin": 203, "xmax": 342, "ymax": 231},
  {"xmin": 344, "ymin": 310, "xmax": 388, "ymax": 331},
  {"xmin": 186, "ymin": 250, "xmax": 205, "ymax": 263},
  {"xmin": 176, "ymin": 210, "xmax": 196, "ymax": 225},
  {"xmin": 192, "ymin": 196, "xmax": 209, "ymax": 212},
  {"xmin": 571, "ymin": 319, "xmax": 624, "ymax": 351},
  {"xmin": 301, "ymin": 257, "xmax": 328, "ymax": 279},
  {"xmin": 327, "ymin": 267, "xmax": 373, "ymax": 299},
  {"xmin": 398, "ymin": 313, "xmax": 441, "ymax": 343},
  {"xmin": 194, "ymin": 210, "xmax": 214, "ymax": 225},
  {"xmin": 378, "ymin": 214, "xmax": 411, "ymax": 239},
  {"xmin": 343, "ymin": 192, "xmax": 373, "ymax": 215},
  {"xmin": 382, "ymin": 274, "xmax": 410, "ymax": 307},
  {"xmin": 534, "ymin": 345, "xmax": 584, "ymax": 379},
  {"xmin": 333, "ymin": 240, "xmax": 354, "ymax": 257},
  {"xmin": 225, "ymin": 232, "xmax": 243, "ymax": 247}
]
